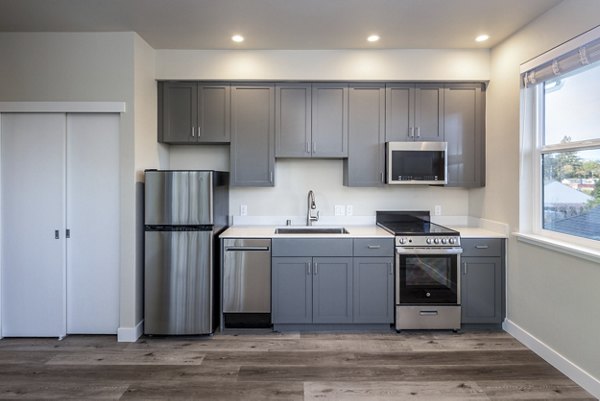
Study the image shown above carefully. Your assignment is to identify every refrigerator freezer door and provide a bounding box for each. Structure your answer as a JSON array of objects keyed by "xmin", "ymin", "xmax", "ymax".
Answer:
[
  {"xmin": 144, "ymin": 230, "xmax": 213, "ymax": 335},
  {"xmin": 145, "ymin": 171, "xmax": 213, "ymax": 226}
]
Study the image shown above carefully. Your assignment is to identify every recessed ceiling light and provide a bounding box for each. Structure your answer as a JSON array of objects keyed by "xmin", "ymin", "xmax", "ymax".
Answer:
[
  {"xmin": 232, "ymin": 34, "xmax": 244, "ymax": 43},
  {"xmin": 367, "ymin": 34, "xmax": 380, "ymax": 43},
  {"xmin": 475, "ymin": 34, "xmax": 490, "ymax": 43}
]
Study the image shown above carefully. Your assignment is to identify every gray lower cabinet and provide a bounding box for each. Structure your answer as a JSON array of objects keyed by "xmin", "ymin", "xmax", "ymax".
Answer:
[
  {"xmin": 271, "ymin": 256, "xmax": 353, "ymax": 324},
  {"xmin": 460, "ymin": 238, "xmax": 505, "ymax": 325},
  {"xmin": 158, "ymin": 82, "xmax": 230, "ymax": 144},
  {"xmin": 343, "ymin": 84, "xmax": 386, "ymax": 187},
  {"xmin": 272, "ymin": 257, "xmax": 312, "ymax": 324},
  {"xmin": 353, "ymin": 257, "xmax": 394, "ymax": 323},
  {"xmin": 230, "ymin": 84, "xmax": 275, "ymax": 186},
  {"xmin": 386, "ymin": 83, "xmax": 444, "ymax": 142},
  {"xmin": 444, "ymin": 83, "xmax": 485, "ymax": 187}
]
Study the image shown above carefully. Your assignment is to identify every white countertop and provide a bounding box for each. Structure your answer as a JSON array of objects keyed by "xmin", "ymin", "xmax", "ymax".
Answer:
[
  {"xmin": 220, "ymin": 225, "xmax": 393, "ymax": 239},
  {"xmin": 448, "ymin": 226, "xmax": 507, "ymax": 239}
]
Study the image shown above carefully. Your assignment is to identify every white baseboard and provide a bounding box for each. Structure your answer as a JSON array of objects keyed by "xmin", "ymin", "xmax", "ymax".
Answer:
[
  {"xmin": 117, "ymin": 320, "xmax": 143, "ymax": 342},
  {"xmin": 503, "ymin": 319, "xmax": 600, "ymax": 399}
]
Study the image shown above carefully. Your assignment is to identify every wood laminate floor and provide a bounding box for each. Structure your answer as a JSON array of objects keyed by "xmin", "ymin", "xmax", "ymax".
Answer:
[{"xmin": 0, "ymin": 329, "xmax": 594, "ymax": 400}]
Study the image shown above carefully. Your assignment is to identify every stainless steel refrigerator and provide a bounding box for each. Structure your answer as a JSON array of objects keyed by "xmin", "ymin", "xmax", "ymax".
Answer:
[{"xmin": 144, "ymin": 170, "xmax": 229, "ymax": 335}]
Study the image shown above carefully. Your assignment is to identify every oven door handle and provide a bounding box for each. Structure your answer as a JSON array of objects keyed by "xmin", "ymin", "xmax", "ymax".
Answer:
[{"xmin": 396, "ymin": 247, "xmax": 463, "ymax": 255}]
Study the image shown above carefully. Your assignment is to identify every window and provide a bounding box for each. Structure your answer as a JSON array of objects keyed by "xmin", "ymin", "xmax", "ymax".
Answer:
[{"xmin": 521, "ymin": 27, "xmax": 600, "ymax": 244}]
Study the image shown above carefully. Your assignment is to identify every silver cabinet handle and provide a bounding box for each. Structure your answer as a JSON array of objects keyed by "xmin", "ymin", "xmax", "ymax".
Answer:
[
  {"xmin": 66, "ymin": 229, "xmax": 71, "ymax": 239},
  {"xmin": 225, "ymin": 247, "xmax": 270, "ymax": 252},
  {"xmin": 306, "ymin": 262, "xmax": 311, "ymax": 275},
  {"xmin": 380, "ymin": 172, "xmax": 384, "ymax": 183},
  {"xmin": 306, "ymin": 141, "xmax": 310, "ymax": 153},
  {"xmin": 475, "ymin": 245, "xmax": 489, "ymax": 249},
  {"xmin": 388, "ymin": 262, "xmax": 393, "ymax": 275},
  {"xmin": 55, "ymin": 230, "xmax": 60, "ymax": 239},
  {"xmin": 367, "ymin": 245, "xmax": 381, "ymax": 249},
  {"xmin": 314, "ymin": 262, "xmax": 318, "ymax": 275},
  {"xmin": 409, "ymin": 127, "xmax": 414, "ymax": 138},
  {"xmin": 191, "ymin": 126, "xmax": 195, "ymax": 137},
  {"xmin": 420, "ymin": 310, "xmax": 438, "ymax": 316},
  {"xmin": 463, "ymin": 261, "xmax": 467, "ymax": 275},
  {"xmin": 313, "ymin": 142, "xmax": 317, "ymax": 153},
  {"xmin": 416, "ymin": 127, "xmax": 421, "ymax": 138},
  {"xmin": 270, "ymin": 171, "xmax": 273, "ymax": 182}
]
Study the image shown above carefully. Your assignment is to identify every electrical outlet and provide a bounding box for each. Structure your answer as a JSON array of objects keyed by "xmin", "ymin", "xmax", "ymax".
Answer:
[
  {"xmin": 346, "ymin": 205, "xmax": 353, "ymax": 216},
  {"xmin": 240, "ymin": 204, "xmax": 248, "ymax": 216},
  {"xmin": 434, "ymin": 205, "xmax": 442, "ymax": 216},
  {"xmin": 334, "ymin": 205, "xmax": 345, "ymax": 216}
]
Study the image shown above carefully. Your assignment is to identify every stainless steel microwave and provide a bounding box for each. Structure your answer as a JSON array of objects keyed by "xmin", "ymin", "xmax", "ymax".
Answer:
[{"xmin": 386, "ymin": 141, "xmax": 448, "ymax": 185}]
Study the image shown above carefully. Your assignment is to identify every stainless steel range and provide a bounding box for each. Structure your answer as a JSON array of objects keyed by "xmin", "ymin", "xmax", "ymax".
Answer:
[{"xmin": 376, "ymin": 211, "xmax": 462, "ymax": 331}]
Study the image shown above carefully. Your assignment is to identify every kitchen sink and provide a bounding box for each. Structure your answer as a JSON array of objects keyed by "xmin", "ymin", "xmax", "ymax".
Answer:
[{"xmin": 274, "ymin": 227, "xmax": 349, "ymax": 234}]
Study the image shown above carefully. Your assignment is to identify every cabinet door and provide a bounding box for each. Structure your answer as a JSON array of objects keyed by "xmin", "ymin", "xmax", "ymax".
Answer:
[
  {"xmin": 353, "ymin": 257, "xmax": 394, "ymax": 323},
  {"xmin": 198, "ymin": 84, "xmax": 230, "ymax": 143},
  {"xmin": 159, "ymin": 81, "xmax": 197, "ymax": 144},
  {"xmin": 461, "ymin": 257, "xmax": 502, "ymax": 324},
  {"xmin": 275, "ymin": 83, "xmax": 311, "ymax": 157},
  {"xmin": 311, "ymin": 83, "xmax": 348, "ymax": 157},
  {"xmin": 385, "ymin": 84, "xmax": 413, "ymax": 141},
  {"xmin": 272, "ymin": 257, "xmax": 313, "ymax": 324},
  {"xmin": 312, "ymin": 257, "xmax": 353, "ymax": 323},
  {"xmin": 444, "ymin": 84, "xmax": 485, "ymax": 187},
  {"xmin": 414, "ymin": 84, "xmax": 444, "ymax": 141},
  {"xmin": 230, "ymin": 84, "xmax": 275, "ymax": 186},
  {"xmin": 344, "ymin": 84, "xmax": 386, "ymax": 187},
  {"xmin": 1, "ymin": 113, "xmax": 67, "ymax": 337}
]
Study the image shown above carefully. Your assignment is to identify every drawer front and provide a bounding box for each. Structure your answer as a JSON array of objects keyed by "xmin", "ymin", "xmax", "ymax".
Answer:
[
  {"xmin": 272, "ymin": 238, "xmax": 353, "ymax": 257},
  {"xmin": 461, "ymin": 238, "xmax": 503, "ymax": 257},
  {"xmin": 395, "ymin": 305, "xmax": 461, "ymax": 330},
  {"xmin": 353, "ymin": 238, "xmax": 394, "ymax": 257}
]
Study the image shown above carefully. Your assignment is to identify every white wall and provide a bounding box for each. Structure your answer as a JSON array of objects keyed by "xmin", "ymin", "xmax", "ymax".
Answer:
[
  {"xmin": 159, "ymin": 48, "xmax": 490, "ymax": 219},
  {"xmin": 471, "ymin": 0, "xmax": 600, "ymax": 388},
  {"xmin": 0, "ymin": 32, "xmax": 144, "ymax": 338}
]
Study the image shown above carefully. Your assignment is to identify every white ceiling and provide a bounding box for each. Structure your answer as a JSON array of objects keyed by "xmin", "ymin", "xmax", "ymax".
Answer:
[{"xmin": 0, "ymin": 0, "xmax": 563, "ymax": 50}]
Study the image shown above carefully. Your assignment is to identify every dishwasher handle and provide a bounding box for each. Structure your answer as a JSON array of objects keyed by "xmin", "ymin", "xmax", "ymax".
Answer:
[{"xmin": 225, "ymin": 246, "xmax": 270, "ymax": 252}]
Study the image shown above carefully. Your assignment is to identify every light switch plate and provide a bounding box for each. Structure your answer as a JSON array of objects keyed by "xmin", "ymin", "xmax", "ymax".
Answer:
[
  {"xmin": 240, "ymin": 204, "xmax": 248, "ymax": 216},
  {"xmin": 335, "ymin": 205, "xmax": 345, "ymax": 216},
  {"xmin": 346, "ymin": 205, "xmax": 353, "ymax": 216}
]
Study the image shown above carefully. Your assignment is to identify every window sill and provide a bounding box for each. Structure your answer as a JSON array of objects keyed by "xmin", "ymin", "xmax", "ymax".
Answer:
[{"xmin": 513, "ymin": 232, "xmax": 600, "ymax": 264}]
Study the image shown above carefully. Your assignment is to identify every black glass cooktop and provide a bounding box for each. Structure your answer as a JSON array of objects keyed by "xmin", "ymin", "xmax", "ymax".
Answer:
[{"xmin": 376, "ymin": 210, "xmax": 459, "ymax": 236}]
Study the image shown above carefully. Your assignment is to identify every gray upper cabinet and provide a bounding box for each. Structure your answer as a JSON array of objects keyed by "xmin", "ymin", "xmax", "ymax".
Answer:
[
  {"xmin": 159, "ymin": 81, "xmax": 197, "ymax": 144},
  {"xmin": 386, "ymin": 84, "xmax": 444, "ymax": 142},
  {"xmin": 460, "ymin": 238, "xmax": 505, "ymax": 325},
  {"xmin": 230, "ymin": 84, "xmax": 275, "ymax": 187},
  {"xmin": 275, "ymin": 84, "xmax": 312, "ymax": 157},
  {"xmin": 311, "ymin": 83, "xmax": 349, "ymax": 157},
  {"xmin": 158, "ymin": 82, "xmax": 230, "ymax": 144},
  {"xmin": 343, "ymin": 84, "xmax": 386, "ymax": 187},
  {"xmin": 444, "ymin": 83, "xmax": 486, "ymax": 187},
  {"xmin": 276, "ymin": 83, "xmax": 348, "ymax": 158},
  {"xmin": 198, "ymin": 84, "xmax": 231, "ymax": 143}
]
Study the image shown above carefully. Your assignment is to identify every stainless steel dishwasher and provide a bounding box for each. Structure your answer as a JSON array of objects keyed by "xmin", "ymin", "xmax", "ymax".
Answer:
[{"xmin": 222, "ymin": 238, "xmax": 271, "ymax": 328}]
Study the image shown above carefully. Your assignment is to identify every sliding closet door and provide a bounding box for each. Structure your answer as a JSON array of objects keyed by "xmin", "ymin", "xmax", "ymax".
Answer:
[
  {"xmin": 1, "ymin": 113, "xmax": 67, "ymax": 337},
  {"xmin": 66, "ymin": 113, "xmax": 119, "ymax": 334}
]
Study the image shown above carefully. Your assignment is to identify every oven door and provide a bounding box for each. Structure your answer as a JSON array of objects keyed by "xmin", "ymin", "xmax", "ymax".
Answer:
[{"xmin": 396, "ymin": 247, "xmax": 461, "ymax": 305}]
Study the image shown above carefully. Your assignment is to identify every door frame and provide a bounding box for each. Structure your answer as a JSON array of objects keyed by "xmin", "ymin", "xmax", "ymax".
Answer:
[{"xmin": 0, "ymin": 102, "xmax": 125, "ymax": 339}]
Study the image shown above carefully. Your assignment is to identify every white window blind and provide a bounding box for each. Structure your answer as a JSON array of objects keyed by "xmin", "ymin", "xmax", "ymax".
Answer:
[{"xmin": 521, "ymin": 25, "xmax": 600, "ymax": 87}]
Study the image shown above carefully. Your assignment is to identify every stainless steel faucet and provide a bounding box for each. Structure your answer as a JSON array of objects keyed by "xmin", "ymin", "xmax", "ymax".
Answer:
[{"xmin": 307, "ymin": 190, "xmax": 319, "ymax": 226}]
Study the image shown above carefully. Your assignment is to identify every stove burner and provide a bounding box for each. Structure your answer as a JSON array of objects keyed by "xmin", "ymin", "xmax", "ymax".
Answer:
[{"xmin": 376, "ymin": 210, "xmax": 461, "ymax": 247}]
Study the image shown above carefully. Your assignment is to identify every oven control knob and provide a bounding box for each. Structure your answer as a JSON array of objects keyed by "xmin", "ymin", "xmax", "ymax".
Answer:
[
  {"xmin": 426, "ymin": 292, "xmax": 431, "ymax": 297},
  {"xmin": 441, "ymin": 238, "xmax": 448, "ymax": 244},
  {"xmin": 398, "ymin": 237, "xmax": 407, "ymax": 245},
  {"xmin": 449, "ymin": 238, "xmax": 456, "ymax": 245},
  {"xmin": 426, "ymin": 238, "xmax": 433, "ymax": 244},
  {"xmin": 433, "ymin": 238, "xmax": 440, "ymax": 244}
]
